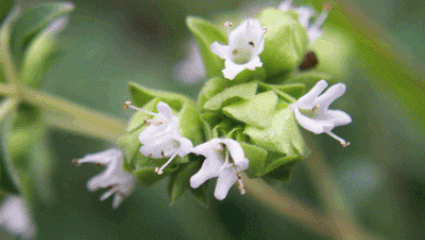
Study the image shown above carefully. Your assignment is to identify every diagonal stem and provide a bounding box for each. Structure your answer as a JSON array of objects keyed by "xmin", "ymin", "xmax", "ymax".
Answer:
[
  {"xmin": 0, "ymin": 97, "xmax": 19, "ymax": 123},
  {"xmin": 244, "ymin": 177, "xmax": 337, "ymax": 239},
  {"xmin": 0, "ymin": 9, "xmax": 21, "ymax": 86},
  {"xmin": 24, "ymin": 88, "xmax": 127, "ymax": 139}
]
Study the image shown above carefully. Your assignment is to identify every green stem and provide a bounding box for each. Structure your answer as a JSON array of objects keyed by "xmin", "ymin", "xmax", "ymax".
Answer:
[
  {"xmin": 304, "ymin": 138, "xmax": 381, "ymax": 240},
  {"xmin": 0, "ymin": 97, "xmax": 19, "ymax": 123},
  {"xmin": 24, "ymin": 88, "xmax": 126, "ymax": 139},
  {"xmin": 0, "ymin": 83, "xmax": 17, "ymax": 95},
  {"xmin": 245, "ymin": 177, "xmax": 337, "ymax": 239},
  {"xmin": 43, "ymin": 111, "xmax": 123, "ymax": 141}
]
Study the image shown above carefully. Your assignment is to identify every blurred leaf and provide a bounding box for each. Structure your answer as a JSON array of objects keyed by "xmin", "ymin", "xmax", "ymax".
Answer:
[
  {"xmin": 20, "ymin": 17, "xmax": 67, "ymax": 88},
  {"xmin": 186, "ymin": 16, "xmax": 227, "ymax": 78},
  {"xmin": 9, "ymin": 2, "xmax": 73, "ymax": 66},
  {"xmin": 0, "ymin": 0, "xmax": 14, "ymax": 26},
  {"xmin": 240, "ymin": 142, "xmax": 267, "ymax": 178},
  {"xmin": 256, "ymin": 8, "xmax": 308, "ymax": 79}
]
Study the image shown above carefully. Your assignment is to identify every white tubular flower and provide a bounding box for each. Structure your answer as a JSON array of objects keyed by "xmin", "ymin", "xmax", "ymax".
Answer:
[
  {"xmin": 125, "ymin": 101, "xmax": 193, "ymax": 175},
  {"xmin": 74, "ymin": 148, "xmax": 136, "ymax": 209},
  {"xmin": 290, "ymin": 79, "xmax": 352, "ymax": 146},
  {"xmin": 0, "ymin": 196, "xmax": 36, "ymax": 239},
  {"xmin": 190, "ymin": 139, "xmax": 249, "ymax": 200},
  {"xmin": 210, "ymin": 18, "xmax": 266, "ymax": 80},
  {"xmin": 278, "ymin": 0, "xmax": 331, "ymax": 42}
]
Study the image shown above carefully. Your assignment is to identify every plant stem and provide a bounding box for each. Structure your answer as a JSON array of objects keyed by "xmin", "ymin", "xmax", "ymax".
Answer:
[
  {"xmin": 24, "ymin": 88, "xmax": 127, "ymax": 139},
  {"xmin": 0, "ymin": 83, "xmax": 17, "ymax": 95},
  {"xmin": 43, "ymin": 111, "xmax": 122, "ymax": 141},
  {"xmin": 0, "ymin": 97, "xmax": 19, "ymax": 123},
  {"xmin": 304, "ymin": 138, "xmax": 381, "ymax": 240},
  {"xmin": 244, "ymin": 177, "xmax": 337, "ymax": 239}
]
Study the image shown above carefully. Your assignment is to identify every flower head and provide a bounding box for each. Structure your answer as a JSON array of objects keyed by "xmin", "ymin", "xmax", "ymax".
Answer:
[
  {"xmin": 173, "ymin": 39, "xmax": 206, "ymax": 83},
  {"xmin": 290, "ymin": 79, "xmax": 352, "ymax": 146},
  {"xmin": 210, "ymin": 18, "xmax": 266, "ymax": 80},
  {"xmin": 190, "ymin": 139, "xmax": 249, "ymax": 200},
  {"xmin": 74, "ymin": 148, "xmax": 136, "ymax": 209},
  {"xmin": 0, "ymin": 196, "xmax": 36, "ymax": 239},
  {"xmin": 278, "ymin": 0, "xmax": 331, "ymax": 42},
  {"xmin": 125, "ymin": 101, "xmax": 193, "ymax": 174}
]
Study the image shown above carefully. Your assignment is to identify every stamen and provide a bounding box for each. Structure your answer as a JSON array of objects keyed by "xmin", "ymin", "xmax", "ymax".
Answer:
[
  {"xmin": 262, "ymin": 27, "xmax": 267, "ymax": 34},
  {"xmin": 224, "ymin": 21, "xmax": 233, "ymax": 35},
  {"xmin": 311, "ymin": 5, "xmax": 330, "ymax": 29},
  {"xmin": 326, "ymin": 131, "xmax": 350, "ymax": 147},
  {"xmin": 72, "ymin": 159, "xmax": 81, "ymax": 166},
  {"xmin": 312, "ymin": 104, "xmax": 319, "ymax": 113},
  {"xmin": 161, "ymin": 149, "xmax": 166, "ymax": 158},
  {"xmin": 232, "ymin": 49, "xmax": 238, "ymax": 55},
  {"xmin": 248, "ymin": 41, "xmax": 255, "ymax": 47},
  {"xmin": 123, "ymin": 101, "xmax": 159, "ymax": 116},
  {"xmin": 234, "ymin": 166, "xmax": 246, "ymax": 195},
  {"xmin": 155, "ymin": 148, "xmax": 181, "ymax": 175},
  {"xmin": 323, "ymin": 3, "xmax": 332, "ymax": 11},
  {"xmin": 96, "ymin": 162, "xmax": 104, "ymax": 167}
]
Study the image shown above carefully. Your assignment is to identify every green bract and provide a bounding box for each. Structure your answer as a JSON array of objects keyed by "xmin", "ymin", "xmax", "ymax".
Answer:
[
  {"xmin": 198, "ymin": 77, "xmax": 309, "ymax": 180},
  {"xmin": 257, "ymin": 8, "xmax": 309, "ymax": 80}
]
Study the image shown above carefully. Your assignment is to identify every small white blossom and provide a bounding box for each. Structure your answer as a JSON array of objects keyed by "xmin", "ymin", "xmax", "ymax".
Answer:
[
  {"xmin": 190, "ymin": 139, "xmax": 249, "ymax": 200},
  {"xmin": 210, "ymin": 18, "xmax": 266, "ymax": 80},
  {"xmin": 74, "ymin": 148, "xmax": 136, "ymax": 209},
  {"xmin": 278, "ymin": 0, "xmax": 330, "ymax": 42},
  {"xmin": 290, "ymin": 79, "xmax": 352, "ymax": 146},
  {"xmin": 125, "ymin": 101, "xmax": 193, "ymax": 174},
  {"xmin": 173, "ymin": 39, "xmax": 206, "ymax": 83},
  {"xmin": 0, "ymin": 196, "xmax": 36, "ymax": 239}
]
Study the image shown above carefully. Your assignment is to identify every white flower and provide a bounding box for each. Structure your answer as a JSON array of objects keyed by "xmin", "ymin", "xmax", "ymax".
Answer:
[
  {"xmin": 0, "ymin": 196, "xmax": 36, "ymax": 239},
  {"xmin": 173, "ymin": 39, "xmax": 206, "ymax": 83},
  {"xmin": 290, "ymin": 79, "xmax": 352, "ymax": 146},
  {"xmin": 74, "ymin": 148, "xmax": 136, "ymax": 209},
  {"xmin": 210, "ymin": 18, "xmax": 266, "ymax": 80},
  {"xmin": 125, "ymin": 101, "xmax": 193, "ymax": 174},
  {"xmin": 278, "ymin": 0, "xmax": 331, "ymax": 42},
  {"xmin": 190, "ymin": 139, "xmax": 249, "ymax": 200}
]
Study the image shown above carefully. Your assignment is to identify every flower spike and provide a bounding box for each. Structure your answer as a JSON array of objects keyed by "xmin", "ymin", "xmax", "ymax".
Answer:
[
  {"xmin": 74, "ymin": 148, "xmax": 136, "ymax": 209},
  {"xmin": 190, "ymin": 139, "xmax": 249, "ymax": 200},
  {"xmin": 125, "ymin": 101, "xmax": 193, "ymax": 174},
  {"xmin": 210, "ymin": 18, "xmax": 266, "ymax": 80},
  {"xmin": 290, "ymin": 79, "xmax": 352, "ymax": 146}
]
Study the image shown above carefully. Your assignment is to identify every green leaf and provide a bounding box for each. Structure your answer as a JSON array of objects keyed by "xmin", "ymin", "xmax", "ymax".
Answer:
[
  {"xmin": 285, "ymin": 70, "xmax": 332, "ymax": 89},
  {"xmin": 257, "ymin": 8, "xmax": 309, "ymax": 79},
  {"xmin": 19, "ymin": 17, "xmax": 66, "ymax": 88},
  {"xmin": 239, "ymin": 142, "xmax": 267, "ymax": 178},
  {"xmin": 256, "ymin": 81, "xmax": 306, "ymax": 99},
  {"xmin": 198, "ymin": 77, "xmax": 227, "ymax": 109},
  {"xmin": 168, "ymin": 160, "xmax": 202, "ymax": 205},
  {"xmin": 244, "ymin": 105, "xmax": 308, "ymax": 157},
  {"xmin": 9, "ymin": 2, "xmax": 74, "ymax": 65},
  {"xmin": 0, "ymin": 0, "xmax": 14, "ymax": 25},
  {"xmin": 186, "ymin": 16, "xmax": 227, "ymax": 77},
  {"xmin": 223, "ymin": 91, "xmax": 278, "ymax": 128},
  {"xmin": 203, "ymin": 82, "xmax": 258, "ymax": 111},
  {"xmin": 260, "ymin": 153, "xmax": 300, "ymax": 179}
]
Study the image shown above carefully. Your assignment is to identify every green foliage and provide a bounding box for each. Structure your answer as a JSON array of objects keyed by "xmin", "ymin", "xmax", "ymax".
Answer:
[
  {"xmin": 0, "ymin": 0, "xmax": 13, "ymax": 26},
  {"xmin": 256, "ymin": 8, "xmax": 309, "ymax": 80},
  {"xmin": 9, "ymin": 2, "xmax": 73, "ymax": 67},
  {"xmin": 186, "ymin": 16, "xmax": 227, "ymax": 78},
  {"xmin": 198, "ymin": 77, "xmax": 309, "ymax": 179}
]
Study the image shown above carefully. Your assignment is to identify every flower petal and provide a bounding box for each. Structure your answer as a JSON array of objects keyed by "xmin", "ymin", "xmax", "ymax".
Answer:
[
  {"xmin": 210, "ymin": 41, "xmax": 229, "ymax": 59},
  {"xmin": 156, "ymin": 101, "xmax": 174, "ymax": 121},
  {"xmin": 77, "ymin": 148, "xmax": 122, "ymax": 165},
  {"xmin": 222, "ymin": 139, "xmax": 249, "ymax": 171},
  {"xmin": 294, "ymin": 109, "xmax": 327, "ymax": 134},
  {"xmin": 295, "ymin": 6, "xmax": 316, "ymax": 28},
  {"xmin": 214, "ymin": 168, "xmax": 238, "ymax": 200},
  {"xmin": 321, "ymin": 109, "xmax": 352, "ymax": 127},
  {"xmin": 314, "ymin": 82, "xmax": 346, "ymax": 111},
  {"xmin": 295, "ymin": 79, "xmax": 328, "ymax": 109}
]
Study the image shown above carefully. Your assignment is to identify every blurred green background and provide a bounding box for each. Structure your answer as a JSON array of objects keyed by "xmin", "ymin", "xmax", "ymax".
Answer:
[{"xmin": 2, "ymin": 0, "xmax": 425, "ymax": 239}]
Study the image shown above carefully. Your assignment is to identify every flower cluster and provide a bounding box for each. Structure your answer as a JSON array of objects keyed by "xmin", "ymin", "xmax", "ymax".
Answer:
[
  {"xmin": 74, "ymin": 1, "xmax": 352, "ymax": 208},
  {"xmin": 0, "ymin": 196, "xmax": 36, "ymax": 239}
]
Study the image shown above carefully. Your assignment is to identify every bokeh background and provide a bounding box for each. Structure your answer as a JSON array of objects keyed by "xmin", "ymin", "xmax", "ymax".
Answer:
[{"xmin": 2, "ymin": 0, "xmax": 425, "ymax": 239}]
